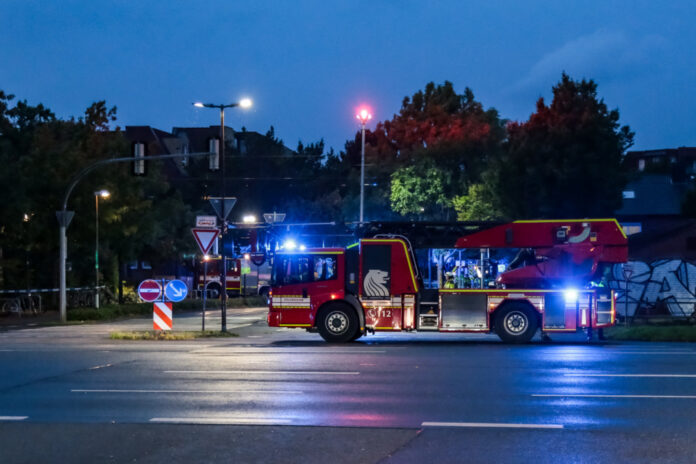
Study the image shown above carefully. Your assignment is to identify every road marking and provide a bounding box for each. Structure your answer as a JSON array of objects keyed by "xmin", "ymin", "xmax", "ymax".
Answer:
[
  {"xmin": 89, "ymin": 363, "xmax": 114, "ymax": 370},
  {"xmin": 163, "ymin": 370, "xmax": 360, "ymax": 375},
  {"xmin": 422, "ymin": 421, "xmax": 563, "ymax": 429},
  {"xmin": 72, "ymin": 389, "xmax": 303, "ymax": 394},
  {"xmin": 0, "ymin": 416, "xmax": 28, "ymax": 421},
  {"xmin": 564, "ymin": 373, "xmax": 696, "ymax": 378},
  {"xmin": 607, "ymin": 352, "xmax": 696, "ymax": 355},
  {"xmin": 150, "ymin": 417, "xmax": 292, "ymax": 425},
  {"xmin": 192, "ymin": 349, "xmax": 386, "ymax": 355},
  {"xmin": 533, "ymin": 394, "xmax": 696, "ymax": 399}
]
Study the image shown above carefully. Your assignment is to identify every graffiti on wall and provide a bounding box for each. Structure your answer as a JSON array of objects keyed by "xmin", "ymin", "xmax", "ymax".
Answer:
[{"xmin": 608, "ymin": 260, "xmax": 696, "ymax": 318}]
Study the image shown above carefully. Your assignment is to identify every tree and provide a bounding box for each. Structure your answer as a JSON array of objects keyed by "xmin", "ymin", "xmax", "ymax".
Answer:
[
  {"xmin": 488, "ymin": 73, "xmax": 634, "ymax": 219},
  {"xmin": 452, "ymin": 183, "xmax": 502, "ymax": 221},
  {"xmin": 390, "ymin": 159, "xmax": 450, "ymax": 217},
  {"xmin": 0, "ymin": 91, "xmax": 193, "ymax": 296},
  {"xmin": 369, "ymin": 81, "xmax": 505, "ymax": 220}
]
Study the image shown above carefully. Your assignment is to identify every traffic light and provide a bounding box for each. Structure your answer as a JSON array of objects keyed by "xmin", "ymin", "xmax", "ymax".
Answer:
[
  {"xmin": 208, "ymin": 138, "xmax": 220, "ymax": 171},
  {"xmin": 133, "ymin": 142, "xmax": 146, "ymax": 175}
]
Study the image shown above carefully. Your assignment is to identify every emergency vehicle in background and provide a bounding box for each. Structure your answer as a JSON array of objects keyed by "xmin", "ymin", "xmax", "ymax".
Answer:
[
  {"xmin": 195, "ymin": 255, "xmax": 271, "ymax": 298},
  {"xmin": 267, "ymin": 219, "xmax": 628, "ymax": 343}
]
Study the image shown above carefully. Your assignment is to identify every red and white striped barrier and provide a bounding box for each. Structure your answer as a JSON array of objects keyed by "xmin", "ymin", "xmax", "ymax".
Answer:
[{"xmin": 153, "ymin": 302, "xmax": 173, "ymax": 331}]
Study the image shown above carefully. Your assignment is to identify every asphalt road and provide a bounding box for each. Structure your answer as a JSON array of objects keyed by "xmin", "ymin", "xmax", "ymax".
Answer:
[{"xmin": 1, "ymin": 308, "xmax": 696, "ymax": 463}]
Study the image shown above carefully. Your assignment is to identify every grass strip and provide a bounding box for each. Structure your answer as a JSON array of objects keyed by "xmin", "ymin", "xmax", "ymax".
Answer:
[
  {"xmin": 110, "ymin": 330, "xmax": 239, "ymax": 340},
  {"xmin": 604, "ymin": 325, "xmax": 696, "ymax": 342},
  {"xmin": 68, "ymin": 296, "xmax": 267, "ymax": 322}
]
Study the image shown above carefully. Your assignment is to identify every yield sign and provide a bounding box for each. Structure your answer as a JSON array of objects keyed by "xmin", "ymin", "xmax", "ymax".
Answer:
[
  {"xmin": 208, "ymin": 197, "xmax": 236, "ymax": 221},
  {"xmin": 192, "ymin": 228, "xmax": 220, "ymax": 254}
]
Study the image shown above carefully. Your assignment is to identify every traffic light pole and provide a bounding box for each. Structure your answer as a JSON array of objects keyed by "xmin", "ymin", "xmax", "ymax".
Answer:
[
  {"xmin": 57, "ymin": 151, "xmax": 213, "ymax": 322},
  {"xmin": 219, "ymin": 107, "xmax": 228, "ymax": 332}
]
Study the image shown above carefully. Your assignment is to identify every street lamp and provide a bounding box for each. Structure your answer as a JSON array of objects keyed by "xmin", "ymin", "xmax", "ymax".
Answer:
[
  {"xmin": 193, "ymin": 98, "xmax": 253, "ymax": 332},
  {"xmin": 242, "ymin": 214, "xmax": 257, "ymax": 224},
  {"xmin": 94, "ymin": 189, "xmax": 110, "ymax": 309},
  {"xmin": 356, "ymin": 108, "xmax": 372, "ymax": 223}
]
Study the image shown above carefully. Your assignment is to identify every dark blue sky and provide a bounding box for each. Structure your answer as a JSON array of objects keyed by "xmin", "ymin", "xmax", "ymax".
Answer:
[{"xmin": 2, "ymin": 1, "xmax": 695, "ymax": 153}]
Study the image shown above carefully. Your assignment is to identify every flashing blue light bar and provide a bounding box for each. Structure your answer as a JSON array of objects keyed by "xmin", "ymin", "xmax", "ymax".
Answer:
[{"xmin": 564, "ymin": 289, "xmax": 579, "ymax": 302}]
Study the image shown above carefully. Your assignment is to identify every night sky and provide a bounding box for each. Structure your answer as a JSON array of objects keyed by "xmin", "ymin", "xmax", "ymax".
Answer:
[{"xmin": 2, "ymin": 1, "xmax": 695, "ymax": 153}]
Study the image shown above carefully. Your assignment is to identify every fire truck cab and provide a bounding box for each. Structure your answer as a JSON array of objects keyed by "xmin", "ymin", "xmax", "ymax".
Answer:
[{"xmin": 267, "ymin": 219, "xmax": 627, "ymax": 343}]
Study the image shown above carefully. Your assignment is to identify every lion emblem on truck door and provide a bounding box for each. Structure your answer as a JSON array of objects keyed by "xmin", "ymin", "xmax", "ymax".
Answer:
[{"xmin": 364, "ymin": 269, "xmax": 389, "ymax": 297}]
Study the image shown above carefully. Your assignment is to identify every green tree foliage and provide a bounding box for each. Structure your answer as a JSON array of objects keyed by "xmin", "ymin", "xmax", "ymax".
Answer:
[
  {"xmin": 0, "ymin": 92, "xmax": 192, "ymax": 293},
  {"xmin": 390, "ymin": 159, "xmax": 450, "ymax": 217},
  {"xmin": 488, "ymin": 73, "xmax": 634, "ymax": 219},
  {"xmin": 452, "ymin": 183, "xmax": 500, "ymax": 221}
]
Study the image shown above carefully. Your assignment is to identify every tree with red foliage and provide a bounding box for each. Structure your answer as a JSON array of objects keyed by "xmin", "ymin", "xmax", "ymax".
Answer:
[
  {"xmin": 487, "ymin": 73, "xmax": 634, "ymax": 219},
  {"xmin": 367, "ymin": 81, "xmax": 505, "ymax": 219}
]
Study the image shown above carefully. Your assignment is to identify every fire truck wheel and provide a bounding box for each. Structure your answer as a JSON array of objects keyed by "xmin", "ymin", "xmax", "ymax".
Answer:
[
  {"xmin": 317, "ymin": 303, "xmax": 359, "ymax": 343},
  {"xmin": 205, "ymin": 283, "xmax": 221, "ymax": 300},
  {"xmin": 495, "ymin": 303, "xmax": 538, "ymax": 343}
]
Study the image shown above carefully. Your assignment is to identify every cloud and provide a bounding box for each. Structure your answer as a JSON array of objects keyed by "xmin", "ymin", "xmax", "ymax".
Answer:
[{"xmin": 510, "ymin": 29, "xmax": 668, "ymax": 92}]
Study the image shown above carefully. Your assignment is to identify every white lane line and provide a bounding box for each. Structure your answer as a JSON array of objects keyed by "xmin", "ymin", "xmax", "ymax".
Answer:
[
  {"xmin": 89, "ymin": 363, "xmax": 114, "ymax": 370},
  {"xmin": 163, "ymin": 370, "xmax": 360, "ymax": 375},
  {"xmin": 533, "ymin": 394, "xmax": 696, "ymax": 399},
  {"xmin": 564, "ymin": 373, "xmax": 696, "ymax": 378},
  {"xmin": 150, "ymin": 417, "xmax": 292, "ymax": 425},
  {"xmin": 192, "ymin": 350, "xmax": 386, "ymax": 355},
  {"xmin": 0, "ymin": 416, "xmax": 28, "ymax": 421},
  {"xmin": 422, "ymin": 421, "xmax": 563, "ymax": 429},
  {"xmin": 607, "ymin": 352, "xmax": 696, "ymax": 355},
  {"xmin": 71, "ymin": 389, "xmax": 303, "ymax": 394}
]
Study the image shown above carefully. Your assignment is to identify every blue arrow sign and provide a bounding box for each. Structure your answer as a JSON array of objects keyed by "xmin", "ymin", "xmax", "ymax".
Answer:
[{"xmin": 164, "ymin": 279, "xmax": 188, "ymax": 302}]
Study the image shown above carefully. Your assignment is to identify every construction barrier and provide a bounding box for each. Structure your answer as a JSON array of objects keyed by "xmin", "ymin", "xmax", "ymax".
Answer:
[{"xmin": 153, "ymin": 302, "xmax": 173, "ymax": 331}]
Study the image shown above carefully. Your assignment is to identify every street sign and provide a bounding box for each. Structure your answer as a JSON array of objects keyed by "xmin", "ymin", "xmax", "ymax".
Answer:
[
  {"xmin": 250, "ymin": 251, "xmax": 266, "ymax": 266},
  {"xmin": 208, "ymin": 197, "xmax": 236, "ymax": 221},
  {"xmin": 138, "ymin": 279, "xmax": 162, "ymax": 302},
  {"xmin": 164, "ymin": 279, "xmax": 188, "ymax": 302},
  {"xmin": 263, "ymin": 212, "xmax": 286, "ymax": 224},
  {"xmin": 196, "ymin": 215, "xmax": 217, "ymax": 228},
  {"xmin": 153, "ymin": 302, "xmax": 172, "ymax": 331},
  {"xmin": 192, "ymin": 228, "xmax": 220, "ymax": 255}
]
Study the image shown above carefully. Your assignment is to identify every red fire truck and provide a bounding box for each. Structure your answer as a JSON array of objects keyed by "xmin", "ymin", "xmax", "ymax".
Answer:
[
  {"xmin": 267, "ymin": 219, "xmax": 628, "ymax": 343},
  {"xmin": 196, "ymin": 256, "xmax": 271, "ymax": 298}
]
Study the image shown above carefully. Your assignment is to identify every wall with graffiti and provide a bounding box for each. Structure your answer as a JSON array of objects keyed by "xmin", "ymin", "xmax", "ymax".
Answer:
[{"xmin": 608, "ymin": 260, "xmax": 696, "ymax": 318}]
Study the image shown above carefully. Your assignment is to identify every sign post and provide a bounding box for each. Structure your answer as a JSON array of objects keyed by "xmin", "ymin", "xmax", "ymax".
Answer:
[
  {"xmin": 623, "ymin": 263, "xmax": 633, "ymax": 326},
  {"xmin": 192, "ymin": 228, "xmax": 220, "ymax": 332}
]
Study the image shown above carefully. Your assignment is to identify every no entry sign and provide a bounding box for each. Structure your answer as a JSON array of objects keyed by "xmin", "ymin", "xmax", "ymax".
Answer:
[{"xmin": 138, "ymin": 279, "xmax": 162, "ymax": 302}]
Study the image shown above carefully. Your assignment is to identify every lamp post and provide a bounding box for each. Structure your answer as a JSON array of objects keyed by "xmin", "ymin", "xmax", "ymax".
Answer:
[
  {"xmin": 94, "ymin": 190, "xmax": 110, "ymax": 309},
  {"xmin": 193, "ymin": 98, "xmax": 252, "ymax": 332},
  {"xmin": 356, "ymin": 108, "xmax": 372, "ymax": 223}
]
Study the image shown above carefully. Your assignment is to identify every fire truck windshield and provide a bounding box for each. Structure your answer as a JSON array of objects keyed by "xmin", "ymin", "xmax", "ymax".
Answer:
[{"xmin": 272, "ymin": 254, "xmax": 337, "ymax": 286}]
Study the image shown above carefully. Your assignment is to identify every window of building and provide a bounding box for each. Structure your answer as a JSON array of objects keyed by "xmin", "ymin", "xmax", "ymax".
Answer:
[
  {"xmin": 638, "ymin": 159, "xmax": 645, "ymax": 171},
  {"xmin": 622, "ymin": 190, "xmax": 635, "ymax": 199}
]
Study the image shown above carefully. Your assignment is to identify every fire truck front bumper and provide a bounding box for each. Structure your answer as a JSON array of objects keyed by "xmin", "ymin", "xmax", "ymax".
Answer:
[{"xmin": 267, "ymin": 309, "xmax": 281, "ymax": 327}]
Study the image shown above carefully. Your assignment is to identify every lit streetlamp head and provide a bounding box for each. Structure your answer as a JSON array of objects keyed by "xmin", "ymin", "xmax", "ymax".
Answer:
[
  {"xmin": 96, "ymin": 190, "xmax": 110, "ymax": 199},
  {"xmin": 193, "ymin": 102, "xmax": 205, "ymax": 108},
  {"xmin": 356, "ymin": 108, "xmax": 372, "ymax": 124},
  {"xmin": 242, "ymin": 214, "xmax": 257, "ymax": 224},
  {"xmin": 239, "ymin": 98, "xmax": 252, "ymax": 109}
]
